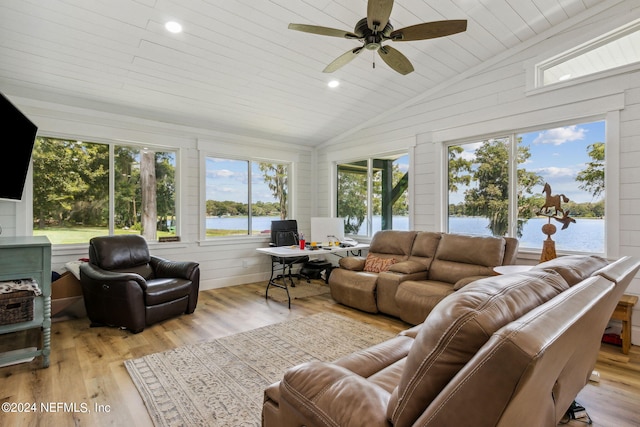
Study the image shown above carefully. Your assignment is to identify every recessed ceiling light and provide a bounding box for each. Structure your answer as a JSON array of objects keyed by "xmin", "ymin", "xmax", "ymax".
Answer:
[
  {"xmin": 328, "ymin": 80, "xmax": 340, "ymax": 88},
  {"xmin": 165, "ymin": 21, "xmax": 183, "ymax": 34}
]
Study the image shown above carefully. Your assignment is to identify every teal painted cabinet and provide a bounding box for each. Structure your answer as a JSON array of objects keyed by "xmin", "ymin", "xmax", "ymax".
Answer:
[{"xmin": 0, "ymin": 236, "xmax": 52, "ymax": 368}]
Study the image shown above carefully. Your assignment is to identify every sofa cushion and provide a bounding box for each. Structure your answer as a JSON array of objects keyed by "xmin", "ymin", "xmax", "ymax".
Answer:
[
  {"xmin": 436, "ymin": 233, "xmax": 505, "ymax": 266},
  {"xmin": 403, "ymin": 231, "xmax": 442, "ymax": 271},
  {"xmin": 145, "ymin": 278, "xmax": 192, "ymax": 305},
  {"xmin": 428, "ymin": 234, "xmax": 506, "ymax": 284},
  {"xmin": 533, "ymin": 255, "xmax": 609, "ymax": 286},
  {"xmin": 395, "ymin": 280, "xmax": 455, "ymax": 325},
  {"xmin": 89, "ymin": 234, "xmax": 151, "ymax": 271},
  {"xmin": 387, "ymin": 269, "xmax": 570, "ymax": 427},
  {"xmin": 364, "ymin": 254, "xmax": 397, "ymax": 273},
  {"xmin": 368, "ymin": 230, "xmax": 417, "ymax": 260}
]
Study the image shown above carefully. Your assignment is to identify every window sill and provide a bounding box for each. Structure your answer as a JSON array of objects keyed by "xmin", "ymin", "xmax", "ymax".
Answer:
[
  {"xmin": 517, "ymin": 248, "xmax": 606, "ymax": 262},
  {"xmin": 197, "ymin": 235, "xmax": 271, "ymax": 247}
]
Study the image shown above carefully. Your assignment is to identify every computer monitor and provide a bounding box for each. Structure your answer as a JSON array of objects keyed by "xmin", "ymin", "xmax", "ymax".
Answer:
[{"xmin": 310, "ymin": 217, "xmax": 345, "ymax": 245}]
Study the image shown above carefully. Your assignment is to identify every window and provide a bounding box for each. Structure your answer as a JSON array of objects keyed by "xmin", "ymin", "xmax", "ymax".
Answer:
[
  {"xmin": 447, "ymin": 120, "xmax": 605, "ymax": 254},
  {"xmin": 537, "ymin": 19, "xmax": 640, "ymax": 87},
  {"xmin": 337, "ymin": 154, "xmax": 409, "ymax": 237},
  {"xmin": 32, "ymin": 137, "xmax": 177, "ymax": 245},
  {"xmin": 205, "ymin": 157, "xmax": 290, "ymax": 238}
]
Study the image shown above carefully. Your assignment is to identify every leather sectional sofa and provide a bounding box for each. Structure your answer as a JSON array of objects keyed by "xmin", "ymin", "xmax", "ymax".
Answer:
[
  {"xmin": 329, "ymin": 230, "xmax": 519, "ymax": 324},
  {"xmin": 263, "ymin": 255, "xmax": 640, "ymax": 427}
]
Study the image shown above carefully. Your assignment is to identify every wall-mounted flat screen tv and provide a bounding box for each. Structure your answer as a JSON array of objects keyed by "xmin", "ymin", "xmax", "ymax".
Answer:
[{"xmin": 1, "ymin": 92, "xmax": 38, "ymax": 202}]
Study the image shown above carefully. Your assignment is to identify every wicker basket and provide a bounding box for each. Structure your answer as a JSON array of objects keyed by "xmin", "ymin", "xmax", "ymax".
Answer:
[{"xmin": 0, "ymin": 290, "xmax": 35, "ymax": 326}]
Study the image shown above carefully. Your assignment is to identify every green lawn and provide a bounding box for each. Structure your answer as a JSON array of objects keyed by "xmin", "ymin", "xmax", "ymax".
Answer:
[
  {"xmin": 33, "ymin": 226, "xmax": 265, "ymax": 244},
  {"xmin": 33, "ymin": 227, "xmax": 175, "ymax": 245}
]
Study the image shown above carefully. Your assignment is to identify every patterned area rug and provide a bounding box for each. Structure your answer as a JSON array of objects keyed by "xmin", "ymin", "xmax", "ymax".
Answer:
[
  {"xmin": 125, "ymin": 312, "xmax": 396, "ymax": 427},
  {"xmin": 258, "ymin": 280, "xmax": 330, "ymax": 303}
]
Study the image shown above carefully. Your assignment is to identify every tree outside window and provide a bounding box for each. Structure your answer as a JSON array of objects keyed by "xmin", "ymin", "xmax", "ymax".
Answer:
[
  {"xmin": 32, "ymin": 137, "xmax": 177, "ymax": 244},
  {"xmin": 447, "ymin": 120, "xmax": 605, "ymax": 253},
  {"xmin": 204, "ymin": 157, "xmax": 289, "ymax": 238},
  {"xmin": 337, "ymin": 154, "xmax": 409, "ymax": 236}
]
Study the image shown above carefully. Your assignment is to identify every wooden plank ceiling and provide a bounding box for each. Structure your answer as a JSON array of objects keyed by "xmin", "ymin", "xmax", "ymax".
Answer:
[{"xmin": 0, "ymin": 0, "xmax": 609, "ymax": 146}]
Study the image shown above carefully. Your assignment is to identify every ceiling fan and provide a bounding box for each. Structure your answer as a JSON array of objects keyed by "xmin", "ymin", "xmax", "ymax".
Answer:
[{"xmin": 288, "ymin": 0, "xmax": 467, "ymax": 75}]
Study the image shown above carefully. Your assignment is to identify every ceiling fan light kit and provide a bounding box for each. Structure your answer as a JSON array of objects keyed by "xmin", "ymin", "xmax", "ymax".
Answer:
[{"xmin": 288, "ymin": 0, "xmax": 467, "ymax": 75}]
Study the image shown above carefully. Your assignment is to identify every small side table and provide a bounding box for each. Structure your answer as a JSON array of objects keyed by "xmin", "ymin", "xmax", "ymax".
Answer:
[
  {"xmin": 493, "ymin": 265, "xmax": 533, "ymax": 275},
  {"xmin": 610, "ymin": 294, "xmax": 638, "ymax": 355}
]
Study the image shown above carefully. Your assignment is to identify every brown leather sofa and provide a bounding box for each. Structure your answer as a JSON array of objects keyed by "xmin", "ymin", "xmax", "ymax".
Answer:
[
  {"xmin": 329, "ymin": 231, "xmax": 519, "ymax": 324},
  {"xmin": 263, "ymin": 255, "xmax": 640, "ymax": 427},
  {"xmin": 79, "ymin": 235, "xmax": 200, "ymax": 333}
]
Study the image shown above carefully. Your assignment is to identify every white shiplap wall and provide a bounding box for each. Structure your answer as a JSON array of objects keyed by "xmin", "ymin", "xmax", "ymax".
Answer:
[
  {"xmin": 318, "ymin": 1, "xmax": 640, "ymax": 342},
  {"xmin": 0, "ymin": 98, "xmax": 314, "ymax": 290},
  {"xmin": 0, "ymin": 0, "xmax": 638, "ymax": 339}
]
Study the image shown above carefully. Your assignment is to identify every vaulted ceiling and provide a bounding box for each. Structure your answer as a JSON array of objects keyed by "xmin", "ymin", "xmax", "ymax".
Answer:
[{"xmin": 0, "ymin": 0, "xmax": 609, "ymax": 146}]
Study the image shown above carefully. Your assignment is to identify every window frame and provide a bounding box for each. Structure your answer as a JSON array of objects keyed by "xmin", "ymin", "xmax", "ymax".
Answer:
[
  {"xmin": 200, "ymin": 152, "xmax": 293, "ymax": 242},
  {"xmin": 335, "ymin": 151, "xmax": 410, "ymax": 238},
  {"xmin": 30, "ymin": 134, "xmax": 180, "ymax": 246},
  {"xmin": 439, "ymin": 112, "xmax": 619, "ymax": 259},
  {"xmin": 527, "ymin": 17, "xmax": 640, "ymax": 93}
]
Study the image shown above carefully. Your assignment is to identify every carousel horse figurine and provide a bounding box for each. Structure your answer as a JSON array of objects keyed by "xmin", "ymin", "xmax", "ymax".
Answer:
[{"xmin": 540, "ymin": 183, "xmax": 569, "ymax": 216}]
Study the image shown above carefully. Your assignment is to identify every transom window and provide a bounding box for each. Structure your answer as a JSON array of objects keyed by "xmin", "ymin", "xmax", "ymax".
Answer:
[
  {"xmin": 447, "ymin": 120, "xmax": 605, "ymax": 254},
  {"xmin": 204, "ymin": 157, "xmax": 290, "ymax": 238},
  {"xmin": 537, "ymin": 19, "xmax": 640, "ymax": 87}
]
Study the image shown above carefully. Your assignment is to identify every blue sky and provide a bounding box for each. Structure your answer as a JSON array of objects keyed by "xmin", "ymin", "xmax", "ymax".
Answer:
[
  {"xmin": 520, "ymin": 120, "xmax": 605, "ymax": 203},
  {"xmin": 207, "ymin": 120, "xmax": 605, "ymax": 208},
  {"xmin": 206, "ymin": 158, "xmax": 280, "ymax": 203},
  {"xmin": 207, "ymin": 155, "xmax": 411, "ymax": 204},
  {"xmin": 451, "ymin": 120, "xmax": 605, "ymax": 204}
]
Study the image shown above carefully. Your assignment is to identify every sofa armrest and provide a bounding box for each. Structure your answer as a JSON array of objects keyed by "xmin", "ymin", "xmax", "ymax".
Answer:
[
  {"xmin": 280, "ymin": 361, "xmax": 391, "ymax": 427},
  {"xmin": 79, "ymin": 263, "xmax": 147, "ymax": 289},
  {"xmin": 338, "ymin": 256, "xmax": 366, "ymax": 271},
  {"xmin": 150, "ymin": 256, "xmax": 200, "ymax": 280},
  {"xmin": 388, "ymin": 260, "xmax": 428, "ymax": 274},
  {"xmin": 333, "ymin": 334, "xmax": 415, "ymax": 377}
]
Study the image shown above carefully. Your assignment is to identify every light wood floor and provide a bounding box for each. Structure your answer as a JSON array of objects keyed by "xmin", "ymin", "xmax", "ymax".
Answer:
[{"xmin": 0, "ymin": 282, "xmax": 638, "ymax": 427}]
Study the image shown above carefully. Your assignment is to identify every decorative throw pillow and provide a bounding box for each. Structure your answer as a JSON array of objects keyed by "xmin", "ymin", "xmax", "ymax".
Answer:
[{"xmin": 363, "ymin": 254, "xmax": 397, "ymax": 273}]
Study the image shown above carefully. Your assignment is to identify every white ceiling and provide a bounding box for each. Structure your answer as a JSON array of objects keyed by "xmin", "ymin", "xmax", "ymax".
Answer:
[{"xmin": 0, "ymin": 0, "xmax": 608, "ymax": 146}]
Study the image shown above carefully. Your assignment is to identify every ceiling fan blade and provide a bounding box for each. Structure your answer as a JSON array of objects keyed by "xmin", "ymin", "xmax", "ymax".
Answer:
[
  {"xmin": 323, "ymin": 47, "xmax": 364, "ymax": 73},
  {"xmin": 390, "ymin": 20, "xmax": 467, "ymax": 41},
  {"xmin": 378, "ymin": 45, "xmax": 414, "ymax": 75},
  {"xmin": 367, "ymin": 0, "xmax": 394, "ymax": 32},
  {"xmin": 288, "ymin": 23, "xmax": 360, "ymax": 39}
]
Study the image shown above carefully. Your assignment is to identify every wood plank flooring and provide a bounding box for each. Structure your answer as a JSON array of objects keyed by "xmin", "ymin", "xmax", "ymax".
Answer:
[{"xmin": 0, "ymin": 281, "xmax": 638, "ymax": 427}]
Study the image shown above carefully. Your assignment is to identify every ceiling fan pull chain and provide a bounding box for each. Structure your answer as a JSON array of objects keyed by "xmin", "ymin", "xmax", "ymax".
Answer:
[{"xmin": 373, "ymin": 50, "xmax": 376, "ymax": 69}]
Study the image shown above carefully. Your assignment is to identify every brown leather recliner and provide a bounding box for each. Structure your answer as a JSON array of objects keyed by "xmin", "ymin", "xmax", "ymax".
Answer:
[
  {"xmin": 263, "ymin": 256, "xmax": 640, "ymax": 427},
  {"xmin": 79, "ymin": 235, "xmax": 200, "ymax": 333}
]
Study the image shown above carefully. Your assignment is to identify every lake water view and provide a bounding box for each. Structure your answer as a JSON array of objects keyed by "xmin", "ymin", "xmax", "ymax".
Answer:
[
  {"xmin": 448, "ymin": 216, "xmax": 604, "ymax": 253},
  {"xmin": 207, "ymin": 215, "xmax": 604, "ymax": 253}
]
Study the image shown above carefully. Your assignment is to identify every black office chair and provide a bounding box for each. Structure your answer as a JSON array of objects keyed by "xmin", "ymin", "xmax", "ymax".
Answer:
[{"xmin": 269, "ymin": 220, "xmax": 309, "ymax": 288}]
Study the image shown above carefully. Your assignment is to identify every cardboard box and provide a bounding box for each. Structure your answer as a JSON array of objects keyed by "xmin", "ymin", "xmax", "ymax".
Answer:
[
  {"xmin": 51, "ymin": 271, "xmax": 86, "ymax": 319},
  {"xmin": 52, "ymin": 271, "xmax": 83, "ymax": 299}
]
